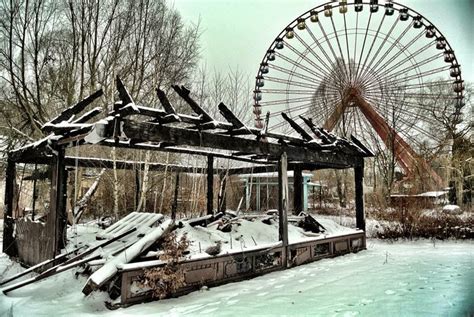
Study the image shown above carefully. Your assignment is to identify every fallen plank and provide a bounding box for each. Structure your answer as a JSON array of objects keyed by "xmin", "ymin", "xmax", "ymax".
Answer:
[
  {"xmin": 1, "ymin": 227, "xmax": 136, "ymax": 293},
  {"xmin": 82, "ymin": 219, "xmax": 174, "ymax": 295},
  {"xmin": 0, "ymin": 245, "xmax": 85, "ymax": 286}
]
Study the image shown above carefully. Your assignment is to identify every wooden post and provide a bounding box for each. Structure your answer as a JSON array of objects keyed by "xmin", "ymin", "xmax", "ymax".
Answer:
[
  {"xmin": 207, "ymin": 155, "xmax": 214, "ymax": 215},
  {"xmin": 278, "ymin": 152, "xmax": 289, "ymax": 267},
  {"xmin": 293, "ymin": 165, "xmax": 303, "ymax": 215},
  {"xmin": 48, "ymin": 146, "xmax": 68, "ymax": 255},
  {"xmin": 354, "ymin": 161, "xmax": 365, "ymax": 232},
  {"xmin": 171, "ymin": 173, "xmax": 180, "ymax": 220},
  {"xmin": 3, "ymin": 156, "xmax": 17, "ymax": 257}
]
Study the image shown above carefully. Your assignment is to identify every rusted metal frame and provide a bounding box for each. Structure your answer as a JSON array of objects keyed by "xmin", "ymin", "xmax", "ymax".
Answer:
[
  {"xmin": 41, "ymin": 89, "xmax": 103, "ymax": 132},
  {"xmin": 2, "ymin": 156, "xmax": 17, "ymax": 257}
]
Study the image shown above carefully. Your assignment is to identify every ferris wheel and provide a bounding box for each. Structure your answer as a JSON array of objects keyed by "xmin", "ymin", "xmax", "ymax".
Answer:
[{"xmin": 253, "ymin": 0, "xmax": 465, "ymax": 185}]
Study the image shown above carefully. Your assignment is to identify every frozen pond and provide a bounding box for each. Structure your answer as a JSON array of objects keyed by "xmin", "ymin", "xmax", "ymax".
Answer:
[{"xmin": 1, "ymin": 239, "xmax": 473, "ymax": 316}]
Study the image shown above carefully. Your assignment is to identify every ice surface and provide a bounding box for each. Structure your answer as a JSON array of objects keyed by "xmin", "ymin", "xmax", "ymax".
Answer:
[{"xmin": 1, "ymin": 240, "xmax": 472, "ymax": 316}]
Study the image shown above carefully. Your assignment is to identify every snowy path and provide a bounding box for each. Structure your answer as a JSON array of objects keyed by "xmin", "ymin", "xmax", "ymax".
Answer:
[{"xmin": 0, "ymin": 239, "xmax": 473, "ymax": 316}]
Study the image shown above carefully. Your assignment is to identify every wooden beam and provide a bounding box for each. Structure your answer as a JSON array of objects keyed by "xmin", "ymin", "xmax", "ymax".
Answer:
[
  {"xmin": 116, "ymin": 76, "xmax": 135, "ymax": 108},
  {"xmin": 42, "ymin": 89, "xmax": 103, "ymax": 131},
  {"xmin": 2, "ymin": 157, "xmax": 17, "ymax": 257},
  {"xmin": 48, "ymin": 146, "xmax": 68, "ymax": 255},
  {"xmin": 207, "ymin": 155, "xmax": 214, "ymax": 215},
  {"xmin": 172, "ymin": 85, "xmax": 214, "ymax": 123},
  {"xmin": 156, "ymin": 87, "xmax": 177, "ymax": 115},
  {"xmin": 100, "ymin": 140, "xmax": 274, "ymax": 165},
  {"xmin": 293, "ymin": 165, "xmax": 303, "ymax": 215},
  {"xmin": 278, "ymin": 152, "xmax": 289, "ymax": 267},
  {"xmin": 354, "ymin": 163, "xmax": 365, "ymax": 231},
  {"xmin": 281, "ymin": 113, "xmax": 313, "ymax": 142},
  {"xmin": 121, "ymin": 120, "xmax": 359, "ymax": 168},
  {"xmin": 218, "ymin": 103, "xmax": 245, "ymax": 129},
  {"xmin": 72, "ymin": 107, "xmax": 102, "ymax": 124}
]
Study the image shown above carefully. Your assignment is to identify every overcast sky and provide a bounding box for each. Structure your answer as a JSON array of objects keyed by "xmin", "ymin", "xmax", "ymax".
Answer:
[{"xmin": 170, "ymin": 0, "xmax": 473, "ymax": 83}]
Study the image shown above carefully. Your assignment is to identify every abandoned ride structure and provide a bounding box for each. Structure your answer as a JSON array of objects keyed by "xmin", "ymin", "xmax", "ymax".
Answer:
[{"xmin": 2, "ymin": 78, "xmax": 372, "ymax": 306}]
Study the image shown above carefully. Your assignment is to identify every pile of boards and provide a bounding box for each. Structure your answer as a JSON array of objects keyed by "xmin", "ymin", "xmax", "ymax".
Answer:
[
  {"xmin": 1, "ymin": 212, "xmax": 174, "ymax": 296},
  {"xmin": 1, "ymin": 211, "xmax": 325, "ymax": 296}
]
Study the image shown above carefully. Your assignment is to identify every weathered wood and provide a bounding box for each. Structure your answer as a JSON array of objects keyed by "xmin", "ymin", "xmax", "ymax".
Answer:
[
  {"xmin": 207, "ymin": 155, "xmax": 214, "ymax": 215},
  {"xmin": 42, "ymin": 89, "xmax": 103, "ymax": 131},
  {"xmin": 156, "ymin": 87, "xmax": 178, "ymax": 115},
  {"xmin": 281, "ymin": 113, "xmax": 313, "ymax": 142},
  {"xmin": 354, "ymin": 164, "xmax": 365, "ymax": 231},
  {"xmin": 0, "ymin": 244, "xmax": 84, "ymax": 286},
  {"xmin": 351, "ymin": 135, "xmax": 374, "ymax": 157},
  {"xmin": 116, "ymin": 76, "xmax": 135, "ymax": 109},
  {"xmin": 72, "ymin": 107, "xmax": 102, "ymax": 124},
  {"xmin": 172, "ymin": 85, "xmax": 214, "ymax": 123},
  {"xmin": 278, "ymin": 152, "xmax": 289, "ymax": 267},
  {"xmin": 121, "ymin": 120, "xmax": 359, "ymax": 168},
  {"xmin": 293, "ymin": 165, "xmax": 303, "ymax": 215},
  {"xmin": 218, "ymin": 103, "xmax": 245, "ymax": 129},
  {"xmin": 83, "ymin": 220, "xmax": 174, "ymax": 295},
  {"xmin": 101, "ymin": 140, "xmax": 273, "ymax": 165},
  {"xmin": 1, "ymin": 228, "xmax": 136, "ymax": 293},
  {"xmin": 48, "ymin": 146, "xmax": 68, "ymax": 253},
  {"xmin": 2, "ymin": 157, "xmax": 17, "ymax": 257}
]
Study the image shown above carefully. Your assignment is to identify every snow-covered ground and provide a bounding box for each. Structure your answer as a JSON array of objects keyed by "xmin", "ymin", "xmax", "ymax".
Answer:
[{"xmin": 1, "ymin": 239, "xmax": 472, "ymax": 316}]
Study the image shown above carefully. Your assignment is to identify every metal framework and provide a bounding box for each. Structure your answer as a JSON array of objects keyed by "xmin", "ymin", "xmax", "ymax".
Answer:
[{"xmin": 253, "ymin": 1, "xmax": 465, "ymax": 188}]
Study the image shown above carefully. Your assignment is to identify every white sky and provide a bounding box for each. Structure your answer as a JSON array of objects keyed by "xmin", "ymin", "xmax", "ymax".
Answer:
[{"xmin": 170, "ymin": 0, "xmax": 473, "ymax": 83}]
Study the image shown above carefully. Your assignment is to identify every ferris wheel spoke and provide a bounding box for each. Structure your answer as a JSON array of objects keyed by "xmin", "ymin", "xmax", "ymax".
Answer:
[
  {"xmin": 354, "ymin": 13, "xmax": 386, "ymax": 84},
  {"xmin": 275, "ymin": 43, "xmax": 331, "ymax": 81},
  {"xmin": 354, "ymin": 11, "xmax": 373, "ymax": 83},
  {"xmin": 363, "ymin": 65, "xmax": 451, "ymax": 92},
  {"xmin": 377, "ymin": 52, "xmax": 443, "ymax": 84},
  {"xmin": 268, "ymin": 63, "xmax": 330, "ymax": 87},
  {"xmin": 305, "ymin": 26, "xmax": 340, "ymax": 76},
  {"xmin": 291, "ymin": 33, "xmax": 334, "ymax": 77},
  {"xmin": 357, "ymin": 17, "xmax": 400, "ymax": 85},
  {"xmin": 259, "ymin": 96, "xmax": 316, "ymax": 107},
  {"xmin": 367, "ymin": 28, "xmax": 426, "ymax": 82},
  {"xmin": 260, "ymin": 88, "xmax": 317, "ymax": 95},
  {"xmin": 317, "ymin": 20, "xmax": 349, "ymax": 84},
  {"xmin": 330, "ymin": 15, "xmax": 350, "ymax": 79},
  {"xmin": 343, "ymin": 13, "xmax": 352, "ymax": 81},
  {"xmin": 362, "ymin": 21, "xmax": 414, "ymax": 82}
]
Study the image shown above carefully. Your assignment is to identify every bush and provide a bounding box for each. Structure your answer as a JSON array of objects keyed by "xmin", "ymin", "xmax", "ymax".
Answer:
[{"xmin": 141, "ymin": 232, "xmax": 189, "ymax": 299}]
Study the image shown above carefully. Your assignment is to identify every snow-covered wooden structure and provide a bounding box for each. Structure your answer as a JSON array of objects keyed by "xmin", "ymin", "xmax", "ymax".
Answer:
[{"xmin": 2, "ymin": 77, "xmax": 372, "ymax": 305}]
